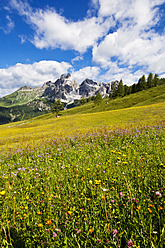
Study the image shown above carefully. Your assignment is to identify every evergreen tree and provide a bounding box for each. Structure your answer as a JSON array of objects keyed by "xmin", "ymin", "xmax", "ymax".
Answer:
[
  {"xmin": 124, "ymin": 85, "xmax": 131, "ymax": 96},
  {"xmin": 131, "ymin": 83, "xmax": 137, "ymax": 93},
  {"xmin": 136, "ymin": 75, "xmax": 146, "ymax": 92},
  {"xmin": 153, "ymin": 74, "xmax": 159, "ymax": 86},
  {"xmin": 116, "ymin": 80, "xmax": 124, "ymax": 97},
  {"xmin": 94, "ymin": 92, "xmax": 102, "ymax": 105},
  {"xmin": 109, "ymin": 81, "xmax": 117, "ymax": 98},
  {"xmin": 80, "ymin": 96, "xmax": 86, "ymax": 105},
  {"xmin": 147, "ymin": 73, "xmax": 154, "ymax": 88},
  {"xmin": 51, "ymin": 99, "xmax": 64, "ymax": 117},
  {"xmin": 141, "ymin": 75, "xmax": 147, "ymax": 89}
]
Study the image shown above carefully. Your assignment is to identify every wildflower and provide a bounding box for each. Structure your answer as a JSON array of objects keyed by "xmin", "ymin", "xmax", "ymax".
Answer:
[
  {"xmin": 119, "ymin": 192, "xmax": 123, "ymax": 197},
  {"xmin": 112, "ymin": 229, "xmax": 118, "ymax": 236},
  {"xmin": 127, "ymin": 239, "xmax": 133, "ymax": 247},
  {"xmin": 97, "ymin": 239, "xmax": 101, "ymax": 243},
  {"xmin": 89, "ymin": 228, "xmax": 94, "ymax": 233},
  {"xmin": 87, "ymin": 198, "xmax": 91, "ymax": 201},
  {"xmin": 68, "ymin": 211, "xmax": 73, "ymax": 215},
  {"xmin": 37, "ymin": 212, "xmax": 41, "ymax": 215},
  {"xmin": 46, "ymin": 220, "xmax": 52, "ymax": 225},
  {"xmin": 77, "ymin": 230, "xmax": 81, "ymax": 234},
  {"xmin": 159, "ymin": 207, "xmax": 163, "ymax": 210},
  {"xmin": 132, "ymin": 198, "xmax": 135, "ymax": 201},
  {"xmin": 149, "ymin": 204, "xmax": 154, "ymax": 208},
  {"xmin": 0, "ymin": 191, "xmax": 6, "ymax": 196},
  {"xmin": 53, "ymin": 232, "xmax": 57, "ymax": 238},
  {"xmin": 38, "ymin": 224, "xmax": 43, "ymax": 228},
  {"xmin": 155, "ymin": 191, "xmax": 162, "ymax": 197},
  {"xmin": 137, "ymin": 206, "xmax": 141, "ymax": 210},
  {"xmin": 147, "ymin": 208, "xmax": 152, "ymax": 213},
  {"xmin": 101, "ymin": 188, "xmax": 109, "ymax": 192}
]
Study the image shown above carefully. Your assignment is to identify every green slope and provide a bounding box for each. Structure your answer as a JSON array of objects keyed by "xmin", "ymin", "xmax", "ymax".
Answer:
[
  {"xmin": 61, "ymin": 84, "xmax": 165, "ymax": 116},
  {"xmin": 0, "ymin": 89, "xmax": 40, "ymax": 107}
]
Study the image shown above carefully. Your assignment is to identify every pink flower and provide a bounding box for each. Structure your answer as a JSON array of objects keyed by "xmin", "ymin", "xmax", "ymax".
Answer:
[
  {"xmin": 155, "ymin": 191, "xmax": 162, "ymax": 197},
  {"xmin": 112, "ymin": 229, "xmax": 118, "ymax": 236},
  {"xmin": 97, "ymin": 239, "xmax": 101, "ymax": 243},
  {"xmin": 132, "ymin": 198, "xmax": 135, "ymax": 201},
  {"xmin": 127, "ymin": 239, "xmax": 133, "ymax": 247},
  {"xmin": 119, "ymin": 192, "xmax": 123, "ymax": 197},
  {"xmin": 77, "ymin": 230, "xmax": 81, "ymax": 234},
  {"xmin": 53, "ymin": 232, "xmax": 57, "ymax": 238}
]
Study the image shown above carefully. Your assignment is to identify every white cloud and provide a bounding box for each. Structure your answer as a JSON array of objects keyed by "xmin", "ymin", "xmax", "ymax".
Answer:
[
  {"xmin": 10, "ymin": 0, "xmax": 112, "ymax": 53},
  {"xmin": 5, "ymin": 0, "xmax": 165, "ymax": 91},
  {"xmin": 0, "ymin": 15, "xmax": 15, "ymax": 34},
  {"xmin": 71, "ymin": 55, "xmax": 84, "ymax": 64},
  {"xmin": 0, "ymin": 60, "xmax": 72, "ymax": 97},
  {"xmin": 71, "ymin": 66, "xmax": 100, "ymax": 83},
  {"xmin": 99, "ymin": 61, "xmax": 146, "ymax": 85},
  {"xmin": 92, "ymin": 0, "xmax": 165, "ymax": 75}
]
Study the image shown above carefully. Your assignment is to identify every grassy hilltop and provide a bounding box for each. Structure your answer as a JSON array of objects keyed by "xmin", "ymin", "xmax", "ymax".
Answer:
[{"xmin": 0, "ymin": 86, "xmax": 164, "ymax": 247}]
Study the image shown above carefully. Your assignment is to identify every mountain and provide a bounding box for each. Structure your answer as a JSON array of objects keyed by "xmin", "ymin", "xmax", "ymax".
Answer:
[
  {"xmin": 0, "ymin": 74, "xmax": 118, "ymax": 124},
  {"xmin": 0, "ymin": 73, "xmax": 118, "ymax": 107},
  {"xmin": 42, "ymin": 73, "xmax": 118, "ymax": 102}
]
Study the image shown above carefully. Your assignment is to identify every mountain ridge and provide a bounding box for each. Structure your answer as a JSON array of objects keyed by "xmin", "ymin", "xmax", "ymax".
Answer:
[{"xmin": 0, "ymin": 73, "xmax": 118, "ymax": 107}]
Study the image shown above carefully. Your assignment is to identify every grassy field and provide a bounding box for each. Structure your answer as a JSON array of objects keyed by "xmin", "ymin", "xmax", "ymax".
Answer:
[{"xmin": 0, "ymin": 101, "xmax": 164, "ymax": 247}]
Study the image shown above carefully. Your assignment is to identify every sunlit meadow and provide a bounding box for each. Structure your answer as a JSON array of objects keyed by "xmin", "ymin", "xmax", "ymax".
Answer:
[{"xmin": 0, "ymin": 103, "xmax": 164, "ymax": 247}]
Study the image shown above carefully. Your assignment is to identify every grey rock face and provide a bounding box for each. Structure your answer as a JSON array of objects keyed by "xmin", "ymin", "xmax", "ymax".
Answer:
[{"xmin": 15, "ymin": 74, "xmax": 119, "ymax": 104}]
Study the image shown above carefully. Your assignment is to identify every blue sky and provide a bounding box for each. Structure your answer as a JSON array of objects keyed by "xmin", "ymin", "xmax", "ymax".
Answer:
[{"xmin": 0, "ymin": 0, "xmax": 165, "ymax": 97}]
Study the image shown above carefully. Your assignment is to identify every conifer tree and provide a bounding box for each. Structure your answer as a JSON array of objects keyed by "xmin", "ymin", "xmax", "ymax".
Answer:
[
  {"xmin": 94, "ymin": 92, "xmax": 102, "ymax": 105},
  {"xmin": 51, "ymin": 99, "xmax": 64, "ymax": 117}
]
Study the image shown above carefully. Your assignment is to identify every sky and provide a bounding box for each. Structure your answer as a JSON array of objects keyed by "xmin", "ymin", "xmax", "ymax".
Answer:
[{"xmin": 0, "ymin": 0, "xmax": 165, "ymax": 97}]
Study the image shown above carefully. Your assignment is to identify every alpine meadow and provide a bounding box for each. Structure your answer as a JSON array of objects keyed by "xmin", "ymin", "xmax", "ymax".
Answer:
[
  {"xmin": 0, "ymin": 0, "xmax": 165, "ymax": 247},
  {"xmin": 0, "ymin": 92, "xmax": 164, "ymax": 247}
]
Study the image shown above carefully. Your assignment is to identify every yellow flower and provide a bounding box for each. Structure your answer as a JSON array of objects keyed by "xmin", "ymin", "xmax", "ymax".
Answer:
[
  {"xmin": 89, "ymin": 228, "xmax": 94, "ymax": 233},
  {"xmin": 147, "ymin": 208, "xmax": 152, "ymax": 213},
  {"xmin": 0, "ymin": 191, "xmax": 6, "ymax": 196},
  {"xmin": 68, "ymin": 211, "xmax": 73, "ymax": 215},
  {"xmin": 38, "ymin": 224, "xmax": 43, "ymax": 228},
  {"xmin": 37, "ymin": 212, "xmax": 41, "ymax": 215},
  {"xmin": 137, "ymin": 206, "xmax": 141, "ymax": 210},
  {"xmin": 46, "ymin": 220, "xmax": 52, "ymax": 225},
  {"xmin": 87, "ymin": 198, "xmax": 91, "ymax": 201}
]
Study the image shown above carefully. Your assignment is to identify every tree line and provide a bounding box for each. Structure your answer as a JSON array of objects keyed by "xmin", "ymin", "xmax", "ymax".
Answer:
[{"xmin": 110, "ymin": 73, "xmax": 165, "ymax": 99}]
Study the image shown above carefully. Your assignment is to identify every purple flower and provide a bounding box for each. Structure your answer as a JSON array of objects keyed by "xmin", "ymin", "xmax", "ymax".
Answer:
[
  {"xmin": 132, "ymin": 198, "xmax": 135, "ymax": 201},
  {"xmin": 112, "ymin": 229, "xmax": 118, "ymax": 236},
  {"xmin": 97, "ymin": 239, "xmax": 101, "ymax": 243},
  {"xmin": 53, "ymin": 232, "xmax": 57, "ymax": 238},
  {"xmin": 127, "ymin": 239, "xmax": 133, "ymax": 247}
]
